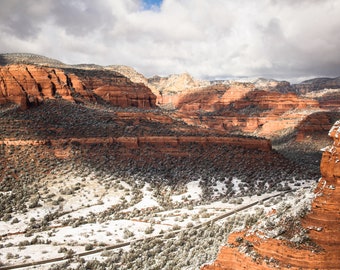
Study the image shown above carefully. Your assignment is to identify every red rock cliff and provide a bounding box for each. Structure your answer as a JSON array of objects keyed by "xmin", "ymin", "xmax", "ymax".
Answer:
[
  {"xmin": 202, "ymin": 121, "xmax": 340, "ymax": 269},
  {"xmin": 0, "ymin": 65, "xmax": 93, "ymax": 109},
  {"xmin": 175, "ymin": 88, "xmax": 319, "ymax": 138},
  {"xmin": 0, "ymin": 65, "xmax": 156, "ymax": 109}
]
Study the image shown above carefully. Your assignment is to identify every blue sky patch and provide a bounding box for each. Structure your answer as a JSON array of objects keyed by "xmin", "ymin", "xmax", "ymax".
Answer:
[{"xmin": 142, "ymin": 0, "xmax": 163, "ymax": 10}]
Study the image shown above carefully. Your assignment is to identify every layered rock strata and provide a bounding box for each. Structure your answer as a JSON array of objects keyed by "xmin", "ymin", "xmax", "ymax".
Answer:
[
  {"xmin": 202, "ymin": 121, "xmax": 340, "ymax": 269},
  {"xmin": 0, "ymin": 65, "xmax": 87, "ymax": 108},
  {"xmin": 175, "ymin": 88, "xmax": 320, "ymax": 138},
  {"xmin": 0, "ymin": 135, "xmax": 272, "ymax": 152},
  {"xmin": 0, "ymin": 65, "xmax": 156, "ymax": 109}
]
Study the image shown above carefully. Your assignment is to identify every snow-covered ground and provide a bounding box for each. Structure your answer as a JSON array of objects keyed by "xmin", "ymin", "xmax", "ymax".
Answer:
[{"xmin": 0, "ymin": 164, "xmax": 316, "ymax": 268}]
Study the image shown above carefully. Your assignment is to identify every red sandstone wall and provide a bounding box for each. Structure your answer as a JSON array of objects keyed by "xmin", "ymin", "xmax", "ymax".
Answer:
[
  {"xmin": 172, "ymin": 88, "xmax": 320, "ymax": 138},
  {"xmin": 0, "ymin": 65, "xmax": 156, "ymax": 109}
]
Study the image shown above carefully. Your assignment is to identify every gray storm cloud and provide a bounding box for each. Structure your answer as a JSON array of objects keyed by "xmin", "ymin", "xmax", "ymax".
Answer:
[{"xmin": 0, "ymin": 0, "xmax": 339, "ymax": 81}]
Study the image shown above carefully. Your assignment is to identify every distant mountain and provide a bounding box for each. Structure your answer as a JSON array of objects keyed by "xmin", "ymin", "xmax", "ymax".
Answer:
[
  {"xmin": 0, "ymin": 53, "xmax": 65, "ymax": 67},
  {"xmin": 293, "ymin": 76, "xmax": 340, "ymax": 94}
]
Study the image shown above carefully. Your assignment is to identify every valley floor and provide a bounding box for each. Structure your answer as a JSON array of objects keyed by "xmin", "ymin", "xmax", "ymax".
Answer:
[{"xmin": 0, "ymin": 163, "xmax": 316, "ymax": 270}]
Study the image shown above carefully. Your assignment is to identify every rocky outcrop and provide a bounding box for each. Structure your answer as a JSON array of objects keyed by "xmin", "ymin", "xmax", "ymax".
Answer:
[
  {"xmin": 202, "ymin": 121, "xmax": 340, "ymax": 270},
  {"xmin": 0, "ymin": 135, "xmax": 272, "ymax": 152},
  {"xmin": 1, "ymin": 95, "xmax": 316, "ymax": 186},
  {"xmin": 0, "ymin": 65, "xmax": 156, "ymax": 109}
]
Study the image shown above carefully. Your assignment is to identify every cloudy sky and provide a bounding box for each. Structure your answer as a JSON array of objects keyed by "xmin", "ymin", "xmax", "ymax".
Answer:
[{"xmin": 1, "ymin": 0, "xmax": 340, "ymax": 81}]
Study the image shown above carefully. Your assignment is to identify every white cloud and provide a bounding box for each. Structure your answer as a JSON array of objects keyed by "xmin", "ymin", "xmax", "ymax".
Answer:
[{"xmin": 0, "ymin": 0, "xmax": 340, "ymax": 81}]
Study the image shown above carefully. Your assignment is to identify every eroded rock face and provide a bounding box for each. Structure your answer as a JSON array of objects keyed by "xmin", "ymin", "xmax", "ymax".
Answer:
[
  {"xmin": 173, "ymin": 83, "xmax": 253, "ymax": 112},
  {"xmin": 174, "ymin": 86, "xmax": 320, "ymax": 138},
  {"xmin": 202, "ymin": 121, "xmax": 340, "ymax": 270},
  {"xmin": 0, "ymin": 65, "xmax": 156, "ymax": 109},
  {"xmin": 0, "ymin": 65, "xmax": 91, "ymax": 109},
  {"xmin": 66, "ymin": 68, "xmax": 156, "ymax": 108}
]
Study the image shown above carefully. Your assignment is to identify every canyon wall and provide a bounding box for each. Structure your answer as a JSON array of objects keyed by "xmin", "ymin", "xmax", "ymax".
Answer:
[
  {"xmin": 0, "ymin": 65, "xmax": 156, "ymax": 109},
  {"xmin": 173, "ymin": 86, "xmax": 320, "ymax": 138},
  {"xmin": 202, "ymin": 121, "xmax": 340, "ymax": 270},
  {"xmin": 0, "ymin": 65, "xmax": 88, "ymax": 109}
]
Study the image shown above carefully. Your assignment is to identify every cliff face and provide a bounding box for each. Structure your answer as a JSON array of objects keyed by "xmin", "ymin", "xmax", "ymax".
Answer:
[
  {"xmin": 0, "ymin": 65, "xmax": 78, "ymax": 109},
  {"xmin": 174, "ymin": 87, "xmax": 320, "ymax": 138},
  {"xmin": 173, "ymin": 83, "xmax": 253, "ymax": 112},
  {"xmin": 202, "ymin": 121, "xmax": 340, "ymax": 270},
  {"xmin": 0, "ymin": 65, "xmax": 156, "ymax": 109}
]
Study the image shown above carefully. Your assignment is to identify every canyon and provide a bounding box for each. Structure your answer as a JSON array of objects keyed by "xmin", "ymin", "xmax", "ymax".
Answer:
[
  {"xmin": 0, "ymin": 53, "xmax": 338, "ymax": 204},
  {"xmin": 0, "ymin": 53, "xmax": 339, "ymax": 269}
]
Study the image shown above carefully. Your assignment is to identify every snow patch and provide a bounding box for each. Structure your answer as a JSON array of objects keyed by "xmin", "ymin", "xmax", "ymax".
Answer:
[
  {"xmin": 172, "ymin": 181, "xmax": 202, "ymax": 202},
  {"xmin": 127, "ymin": 183, "xmax": 159, "ymax": 210},
  {"xmin": 232, "ymin": 177, "xmax": 242, "ymax": 195}
]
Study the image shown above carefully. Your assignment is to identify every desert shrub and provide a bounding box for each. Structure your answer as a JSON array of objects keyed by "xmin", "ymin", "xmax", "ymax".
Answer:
[
  {"xmin": 6, "ymin": 253, "xmax": 14, "ymax": 259},
  {"xmin": 144, "ymin": 226, "xmax": 154, "ymax": 234},
  {"xmin": 11, "ymin": 217, "xmax": 19, "ymax": 224},
  {"xmin": 85, "ymin": 244, "xmax": 94, "ymax": 251},
  {"xmin": 172, "ymin": 224, "xmax": 181, "ymax": 231},
  {"xmin": 123, "ymin": 228, "xmax": 134, "ymax": 239}
]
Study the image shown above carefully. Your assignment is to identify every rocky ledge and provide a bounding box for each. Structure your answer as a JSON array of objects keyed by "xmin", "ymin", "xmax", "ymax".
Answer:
[{"xmin": 202, "ymin": 121, "xmax": 340, "ymax": 269}]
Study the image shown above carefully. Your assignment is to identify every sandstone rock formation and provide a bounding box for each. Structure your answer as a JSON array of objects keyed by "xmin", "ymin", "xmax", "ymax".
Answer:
[
  {"xmin": 0, "ymin": 65, "xmax": 156, "ymax": 109},
  {"xmin": 0, "ymin": 65, "xmax": 78, "ymax": 109},
  {"xmin": 63, "ymin": 68, "xmax": 156, "ymax": 108},
  {"xmin": 174, "ymin": 82, "xmax": 254, "ymax": 112},
  {"xmin": 202, "ymin": 121, "xmax": 340, "ymax": 270},
  {"xmin": 174, "ymin": 86, "xmax": 320, "ymax": 139}
]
